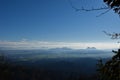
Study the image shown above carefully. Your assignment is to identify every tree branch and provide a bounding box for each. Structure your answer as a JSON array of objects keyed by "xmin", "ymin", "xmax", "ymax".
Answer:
[
  {"xmin": 96, "ymin": 8, "xmax": 111, "ymax": 17},
  {"xmin": 68, "ymin": 0, "xmax": 110, "ymax": 17},
  {"xmin": 68, "ymin": 0, "xmax": 109, "ymax": 11}
]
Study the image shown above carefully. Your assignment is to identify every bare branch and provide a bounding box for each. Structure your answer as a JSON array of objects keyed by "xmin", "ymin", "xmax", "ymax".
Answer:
[
  {"xmin": 68, "ymin": 0, "xmax": 109, "ymax": 11},
  {"xmin": 68, "ymin": 0, "xmax": 110, "ymax": 16},
  {"xmin": 78, "ymin": 7, "xmax": 109, "ymax": 12},
  {"xmin": 96, "ymin": 8, "xmax": 111, "ymax": 17},
  {"xmin": 103, "ymin": 31, "xmax": 120, "ymax": 39}
]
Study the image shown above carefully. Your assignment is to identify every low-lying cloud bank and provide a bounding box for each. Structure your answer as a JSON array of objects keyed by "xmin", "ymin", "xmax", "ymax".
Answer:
[{"xmin": 0, "ymin": 40, "xmax": 118, "ymax": 50}]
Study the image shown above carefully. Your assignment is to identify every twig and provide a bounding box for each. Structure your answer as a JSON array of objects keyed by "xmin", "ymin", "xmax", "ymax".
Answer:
[
  {"xmin": 96, "ymin": 8, "xmax": 111, "ymax": 17},
  {"xmin": 68, "ymin": 0, "xmax": 109, "ymax": 12},
  {"xmin": 68, "ymin": 0, "xmax": 110, "ymax": 17}
]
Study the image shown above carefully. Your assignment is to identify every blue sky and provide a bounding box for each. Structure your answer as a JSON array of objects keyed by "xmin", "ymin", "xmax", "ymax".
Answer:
[{"xmin": 0, "ymin": 0, "xmax": 120, "ymax": 49}]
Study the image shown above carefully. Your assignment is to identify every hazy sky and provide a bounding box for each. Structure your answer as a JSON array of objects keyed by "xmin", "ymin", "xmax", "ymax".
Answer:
[{"xmin": 0, "ymin": 0, "xmax": 120, "ymax": 49}]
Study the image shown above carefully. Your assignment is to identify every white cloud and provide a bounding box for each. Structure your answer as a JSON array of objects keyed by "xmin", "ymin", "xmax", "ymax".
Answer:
[{"xmin": 0, "ymin": 40, "xmax": 118, "ymax": 50}]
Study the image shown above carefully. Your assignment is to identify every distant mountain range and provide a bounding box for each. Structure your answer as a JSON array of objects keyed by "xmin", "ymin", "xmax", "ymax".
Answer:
[
  {"xmin": 0, "ymin": 46, "xmax": 96, "ymax": 50},
  {"xmin": 0, "ymin": 46, "xmax": 110, "ymax": 54},
  {"xmin": 86, "ymin": 47, "xmax": 96, "ymax": 50}
]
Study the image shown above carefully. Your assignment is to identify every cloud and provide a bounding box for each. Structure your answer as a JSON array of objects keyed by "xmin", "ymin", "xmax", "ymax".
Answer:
[{"xmin": 0, "ymin": 40, "xmax": 118, "ymax": 50}]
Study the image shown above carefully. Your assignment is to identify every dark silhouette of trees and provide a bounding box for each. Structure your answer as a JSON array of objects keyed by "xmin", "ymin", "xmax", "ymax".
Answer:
[
  {"xmin": 104, "ymin": 0, "xmax": 120, "ymax": 15},
  {"xmin": 97, "ymin": 49, "xmax": 120, "ymax": 80},
  {"xmin": 96, "ymin": 1, "xmax": 120, "ymax": 79},
  {"xmin": 97, "ymin": 31, "xmax": 120, "ymax": 80}
]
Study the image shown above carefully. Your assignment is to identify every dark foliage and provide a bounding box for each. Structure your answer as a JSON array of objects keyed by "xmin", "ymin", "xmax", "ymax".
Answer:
[
  {"xmin": 104, "ymin": 0, "xmax": 120, "ymax": 15},
  {"xmin": 97, "ymin": 49, "xmax": 120, "ymax": 80}
]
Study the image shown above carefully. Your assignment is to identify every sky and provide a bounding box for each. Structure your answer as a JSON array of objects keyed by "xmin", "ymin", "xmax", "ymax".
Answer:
[{"xmin": 0, "ymin": 0, "xmax": 120, "ymax": 50}]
